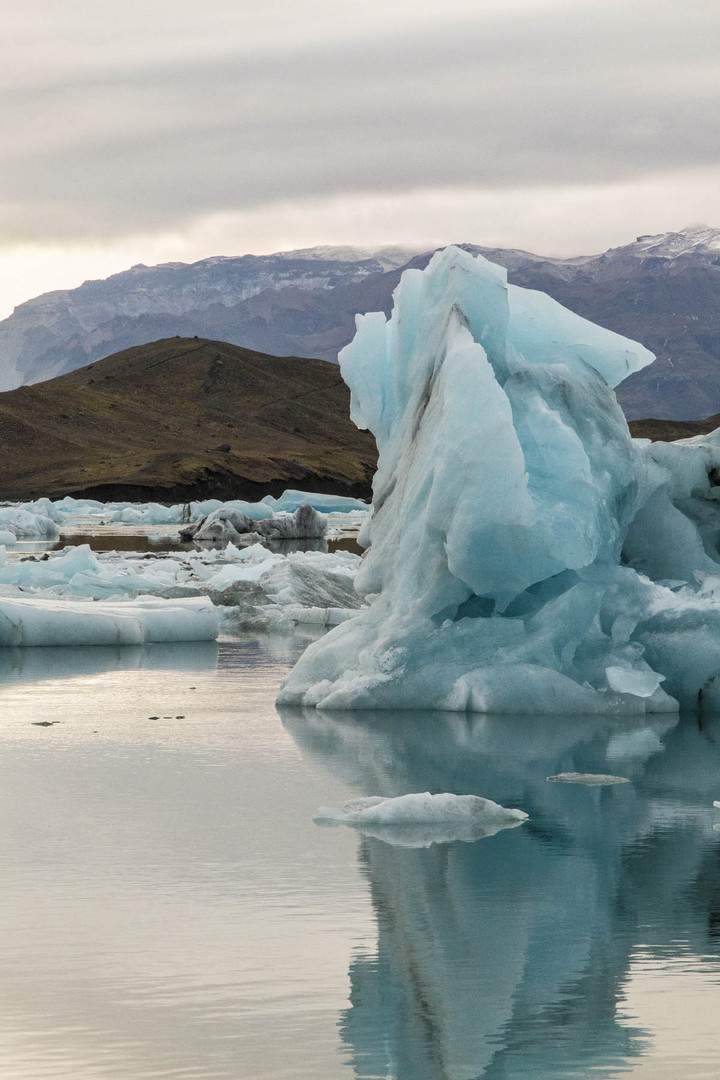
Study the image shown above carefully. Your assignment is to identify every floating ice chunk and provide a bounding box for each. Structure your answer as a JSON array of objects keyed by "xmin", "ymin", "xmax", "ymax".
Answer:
[
  {"xmin": 713, "ymin": 800, "xmax": 720, "ymax": 809},
  {"xmin": 255, "ymin": 504, "xmax": 327, "ymax": 540},
  {"xmin": 205, "ymin": 558, "xmax": 278, "ymax": 589},
  {"xmin": 547, "ymin": 773, "xmax": 630, "ymax": 785},
  {"xmin": 259, "ymin": 558, "xmax": 363, "ymax": 609},
  {"xmin": 313, "ymin": 792, "xmax": 528, "ymax": 847},
  {"xmin": 180, "ymin": 504, "xmax": 324, "ymax": 545},
  {"xmin": 0, "ymin": 507, "xmax": 59, "ymax": 540},
  {"xmin": 0, "ymin": 595, "xmax": 219, "ymax": 647},
  {"xmin": 181, "ymin": 507, "xmax": 257, "ymax": 543},
  {"xmin": 0, "ymin": 544, "xmax": 103, "ymax": 592},
  {"xmin": 263, "ymin": 490, "xmax": 370, "ymax": 513}
]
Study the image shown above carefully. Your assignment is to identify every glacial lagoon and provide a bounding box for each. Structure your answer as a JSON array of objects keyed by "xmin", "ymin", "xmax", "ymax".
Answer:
[{"xmin": 1, "ymin": 633, "xmax": 719, "ymax": 1079}]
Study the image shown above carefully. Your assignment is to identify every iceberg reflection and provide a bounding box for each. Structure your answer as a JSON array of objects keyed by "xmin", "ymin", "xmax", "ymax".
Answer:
[
  {"xmin": 280, "ymin": 707, "xmax": 720, "ymax": 1079},
  {"xmin": 0, "ymin": 640, "xmax": 219, "ymax": 685}
]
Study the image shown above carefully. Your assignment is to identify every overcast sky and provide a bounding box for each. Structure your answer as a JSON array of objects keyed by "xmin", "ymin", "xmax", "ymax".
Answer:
[{"xmin": 1, "ymin": 0, "xmax": 719, "ymax": 316}]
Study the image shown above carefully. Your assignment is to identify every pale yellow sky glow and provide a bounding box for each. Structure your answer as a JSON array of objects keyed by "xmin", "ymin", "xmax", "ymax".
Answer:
[{"xmin": 2, "ymin": 167, "xmax": 720, "ymax": 319}]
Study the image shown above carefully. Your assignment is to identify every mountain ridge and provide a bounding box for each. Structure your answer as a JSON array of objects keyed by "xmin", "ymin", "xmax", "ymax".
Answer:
[{"xmin": 3, "ymin": 230, "xmax": 720, "ymax": 420}]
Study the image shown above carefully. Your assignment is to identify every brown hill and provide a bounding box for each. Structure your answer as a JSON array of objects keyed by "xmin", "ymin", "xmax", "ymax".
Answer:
[
  {"xmin": 628, "ymin": 415, "xmax": 720, "ymax": 441},
  {"xmin": 0, "ymin": 337, "xmax": 377, "ymax": 502}
]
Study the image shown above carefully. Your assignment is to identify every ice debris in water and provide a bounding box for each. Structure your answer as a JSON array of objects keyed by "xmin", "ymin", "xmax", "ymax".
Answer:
[
  {"xmin": 0, "ymin": 489, "xmax": 365, "ymax": 645},
  {"xmin": 313, "ymin": 792, "xmax": 528, "ymax": 847},
  {"xmin": 11, "ymin": 491, "xmax": 367, "ymax": 527},
  {"xmin": 546, "ymin": 773, "xmax": 630, "ymax": 786},
  {"xmin": 279, "ymin": 245, "xmax": 720, "ymax": 715},
  {"xmin": 0, "ymin": 541, "xmax": 363, "ymax": 635}
]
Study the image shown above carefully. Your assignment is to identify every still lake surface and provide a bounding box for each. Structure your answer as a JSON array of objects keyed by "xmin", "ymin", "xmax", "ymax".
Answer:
[{"xmin": 1, "ymin": 631, "xmax": 720, "ymax": 1078}]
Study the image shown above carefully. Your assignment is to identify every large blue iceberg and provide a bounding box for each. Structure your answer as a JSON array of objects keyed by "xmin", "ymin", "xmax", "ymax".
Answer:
[{"xmin": 279, "ymin": 247, "xmax": 720, "ymax": 714}]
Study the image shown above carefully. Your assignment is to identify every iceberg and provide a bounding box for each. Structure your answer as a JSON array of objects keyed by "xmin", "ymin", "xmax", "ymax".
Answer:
[
  {"xmin": 279, "ymin": 246, "xmax": 720, "ymax": 714},
  {"xmin": 0, "ymin": 506, "xmax": 59, "ymax": 541}
]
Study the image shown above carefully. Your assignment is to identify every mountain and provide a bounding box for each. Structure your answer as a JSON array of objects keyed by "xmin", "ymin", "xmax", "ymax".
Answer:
[
  {"xmin": 3, "ymin": 229, "xmax": 720, "ymax": 419},
  {"xmin": 0, "ymin": 338, "xmax": 377, "ymax": 502},
  {"xmin": 0, "ymin": 246, "xmax": 417, "ymax": 391},
  {"xmin": 485, "ymin": 225, "xmax": 720, "ymax": 421}
]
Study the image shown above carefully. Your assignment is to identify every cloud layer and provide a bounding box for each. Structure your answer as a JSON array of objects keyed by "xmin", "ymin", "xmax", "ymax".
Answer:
[
  {"xmin": 1, "ymin": 0, "xmax": 719, "ymax": 313},
  {"xmin": 3, "ymin": 0, "xmax": 719, "ymax": 241}
]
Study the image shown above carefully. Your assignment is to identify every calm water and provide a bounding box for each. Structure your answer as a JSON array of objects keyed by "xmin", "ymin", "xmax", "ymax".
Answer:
[{"xmin": 1, "ymin": 635, "xmax": 719, "ymax": 1079}]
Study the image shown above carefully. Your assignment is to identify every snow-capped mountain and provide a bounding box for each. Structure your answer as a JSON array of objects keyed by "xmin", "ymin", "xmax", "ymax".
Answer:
[
  {"xmin": 2, "ymin": 229, "xmax": 720, "ymax": 420},
  {"xmin": 628, "ymin": 223, "xmax": 720, "ymax": 258}
]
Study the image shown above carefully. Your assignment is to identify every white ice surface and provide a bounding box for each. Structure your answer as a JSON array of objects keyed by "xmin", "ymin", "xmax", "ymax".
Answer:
[
  {"xmin": 279, "ymin": 246, "xmax": 720, "ymax": 715},
  {"xmin": 0, "ymin": 595, "xmax": 219, "ymax": 647}
]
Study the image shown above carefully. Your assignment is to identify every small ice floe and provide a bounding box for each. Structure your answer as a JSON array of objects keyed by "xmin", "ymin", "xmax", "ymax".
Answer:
[
  {"xmin": 547, "ymin": 772, "xmax": 630, "ymax": 785},
  {"xmin": 313, "ymin": 792, "xmax": 528, "ymax": 848},
  {"xmin": 712, "ymin": 800, "xmax": 720, "ymax": 809}
]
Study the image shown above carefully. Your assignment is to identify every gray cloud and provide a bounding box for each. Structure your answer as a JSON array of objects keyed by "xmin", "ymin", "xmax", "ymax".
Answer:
[{"xmin": 1, "ymin": 0, "xmax": 719, "ymax": 243}]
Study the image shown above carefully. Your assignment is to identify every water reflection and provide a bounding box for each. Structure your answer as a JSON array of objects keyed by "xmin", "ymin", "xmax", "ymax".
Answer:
[
  {"xmin": 280, "ymin": 707, "xmax": 720, "ymax": 1079},
  {"xmin": 0, "ymin": 640, "xmax": 219, "ymax": 684}
]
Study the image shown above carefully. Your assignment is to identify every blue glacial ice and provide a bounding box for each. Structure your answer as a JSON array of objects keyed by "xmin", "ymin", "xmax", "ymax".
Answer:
[
  {"xmin": 0, "ymin": 506, "xmax": 60, "ymax": 542},
  {"xmin": 279, "ymin": 246, "xmax": 720, "ymax": 714},
  {"xmin": 262, "ymin": 490, "xmax": 370, "ymax": 513}
]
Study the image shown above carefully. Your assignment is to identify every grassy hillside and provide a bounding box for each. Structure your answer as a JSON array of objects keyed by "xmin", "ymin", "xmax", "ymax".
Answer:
[
  {"xmin": 628, "ymin": 415, "xmax": 720, "ymax": 441},
  {"xmin": 0, "ymin": 337, "xmax": 377, "ymax": 502}
]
